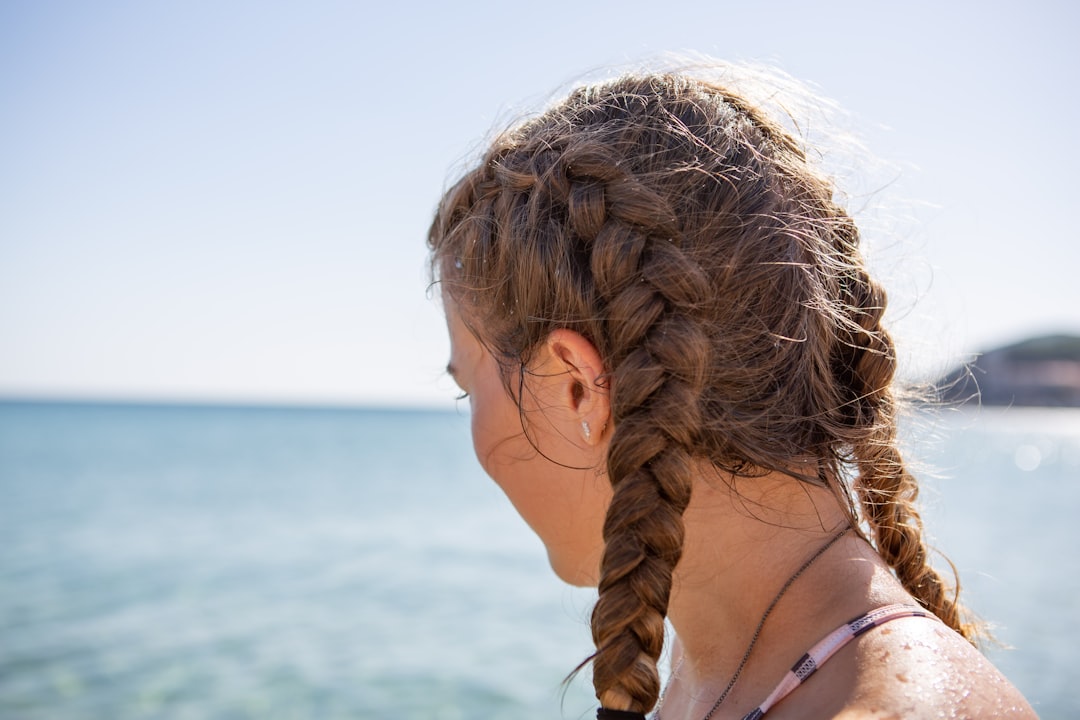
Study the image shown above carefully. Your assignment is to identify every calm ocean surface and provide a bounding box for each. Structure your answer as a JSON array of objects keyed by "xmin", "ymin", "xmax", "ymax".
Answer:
[{"xmin": 0, "ymin": 401, "xmax": 1076, "ymax": 719}]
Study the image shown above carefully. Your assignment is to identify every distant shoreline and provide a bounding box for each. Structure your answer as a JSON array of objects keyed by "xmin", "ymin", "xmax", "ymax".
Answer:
[{"xmin": 936, "ymin": 334, "xmax": 1080, "ymax": 408}]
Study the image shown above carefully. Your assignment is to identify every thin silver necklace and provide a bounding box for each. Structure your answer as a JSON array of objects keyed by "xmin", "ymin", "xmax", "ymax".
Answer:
[{"xmin": 654, "ymin": 527, "xmax": 850, "ymax": 720}]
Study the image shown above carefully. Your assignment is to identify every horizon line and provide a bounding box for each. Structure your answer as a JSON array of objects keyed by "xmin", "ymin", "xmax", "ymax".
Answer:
[{"xmin": 0, "ymin": 393, "xmax": 463, "ymax": 414}]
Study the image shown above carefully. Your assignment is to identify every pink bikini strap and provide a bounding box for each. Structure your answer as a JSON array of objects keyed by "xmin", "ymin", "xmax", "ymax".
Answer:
[{"xmin": 742, "ymin": 604, "xmax": 939, "ymax": 720}]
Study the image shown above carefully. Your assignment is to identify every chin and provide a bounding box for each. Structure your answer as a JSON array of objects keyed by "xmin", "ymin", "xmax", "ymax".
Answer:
[{"xmin": 548, "ymin": 550, "xmax": 600, "ymax": 588}]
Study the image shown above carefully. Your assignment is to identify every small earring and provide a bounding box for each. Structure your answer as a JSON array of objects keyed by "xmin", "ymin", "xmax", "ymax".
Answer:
[{"xmin": 582, "ymin": 420, "xmax": 591, "ymax": 441}]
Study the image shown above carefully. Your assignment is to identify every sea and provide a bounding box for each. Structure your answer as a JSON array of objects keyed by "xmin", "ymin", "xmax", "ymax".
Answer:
[{"xmin": 0, "ymin": 400, "xmax": 1076, "ymax": 719}]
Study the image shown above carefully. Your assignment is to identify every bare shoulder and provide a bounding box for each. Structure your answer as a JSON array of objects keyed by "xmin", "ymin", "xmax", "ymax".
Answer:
[
  {"xmin": 772, "ymin": 616, "xmax": 1037, "ymax": 719},
  {"xmin": 840, "ymin": 616, "xmax": 1035, "ymax": 719}
]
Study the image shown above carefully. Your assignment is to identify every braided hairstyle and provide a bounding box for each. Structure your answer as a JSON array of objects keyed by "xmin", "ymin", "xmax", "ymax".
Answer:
[{"xmin": 429, "ymin": 72, "xmax": 975, "ymax": 714}]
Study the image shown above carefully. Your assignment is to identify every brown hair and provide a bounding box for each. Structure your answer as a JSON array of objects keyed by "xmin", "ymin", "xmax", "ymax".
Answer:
[{"xmin": 429, "ymin": 71, "xmax": 974, "ymax": 714}]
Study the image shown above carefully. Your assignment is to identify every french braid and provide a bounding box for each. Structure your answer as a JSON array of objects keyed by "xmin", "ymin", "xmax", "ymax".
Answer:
[
  {"xmin": 585, "ymin": 161, "xmax": 712, "ymax": 712},
  {"xmin": 429, "ymin": 71, "xmax": 978, "ymax": 715}
]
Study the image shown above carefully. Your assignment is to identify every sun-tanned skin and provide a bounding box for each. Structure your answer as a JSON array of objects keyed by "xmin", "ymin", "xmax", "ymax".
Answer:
[{"xmin": 446, "ymin": 307, "xmax": 1035, "ymax": 719}]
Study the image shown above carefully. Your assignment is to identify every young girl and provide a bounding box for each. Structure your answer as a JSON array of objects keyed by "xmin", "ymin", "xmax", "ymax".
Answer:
[{"xmin": 429, "ymin": 69, "xmax": 1036, "ymax": 719}]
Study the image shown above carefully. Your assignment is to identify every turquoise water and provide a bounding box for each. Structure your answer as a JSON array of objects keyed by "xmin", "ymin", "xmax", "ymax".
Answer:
[{"xmin": 0, "ymin": 401, "xmax": 1076, "ymax": 718}]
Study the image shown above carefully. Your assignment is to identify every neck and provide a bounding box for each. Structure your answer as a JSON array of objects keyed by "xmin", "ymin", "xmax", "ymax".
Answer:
[{"xmin": 661, "ymin": 466, "xmax": 911, "ymax": 717}]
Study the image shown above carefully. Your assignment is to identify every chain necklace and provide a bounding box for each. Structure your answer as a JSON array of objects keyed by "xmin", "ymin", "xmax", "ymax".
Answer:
[{"xmin": 654, "ymin": 527, "xmax": 850, "ymax": 720}]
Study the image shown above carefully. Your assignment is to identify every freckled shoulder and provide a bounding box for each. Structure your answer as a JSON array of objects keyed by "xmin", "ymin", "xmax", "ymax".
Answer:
[
  {"xmin": 840, "ymin": 616, "xmax": 1037, "ymax": 719},
  {"xmin": 769, "ymin": 616, "xmax": 1037, "ymax": 719}
]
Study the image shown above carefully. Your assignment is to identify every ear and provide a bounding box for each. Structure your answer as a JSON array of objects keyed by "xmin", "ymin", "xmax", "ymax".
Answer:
[{"xmin": 542, "ymin": 329, "xmax": 611, "ymax": 445}]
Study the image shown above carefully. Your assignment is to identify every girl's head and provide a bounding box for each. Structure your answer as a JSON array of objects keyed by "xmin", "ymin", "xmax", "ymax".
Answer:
[{"xmin": 430, "ymin": 71, "xmax": 968, "ymax": 714}]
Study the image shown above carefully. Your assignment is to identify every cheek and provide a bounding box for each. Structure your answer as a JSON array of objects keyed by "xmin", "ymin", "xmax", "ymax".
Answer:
[
  {"xmin": 468, "ymin": 385, "xmax": 524, "ymax": 480},
  {"xmin": 470, "ymin": 414, "xmax": 506, "ymax": 479}
]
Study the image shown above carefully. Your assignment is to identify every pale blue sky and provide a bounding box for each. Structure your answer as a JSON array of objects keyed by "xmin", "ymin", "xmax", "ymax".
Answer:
[{"xmin": 2, "ymin": 1, "xmax": 1077, "ymax": 407}]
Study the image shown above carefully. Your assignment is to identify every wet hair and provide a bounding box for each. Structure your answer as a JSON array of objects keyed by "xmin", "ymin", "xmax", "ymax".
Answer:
[{"xmin": 428, "ymin": 70, "xmax": 975, "ymax": 714}]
